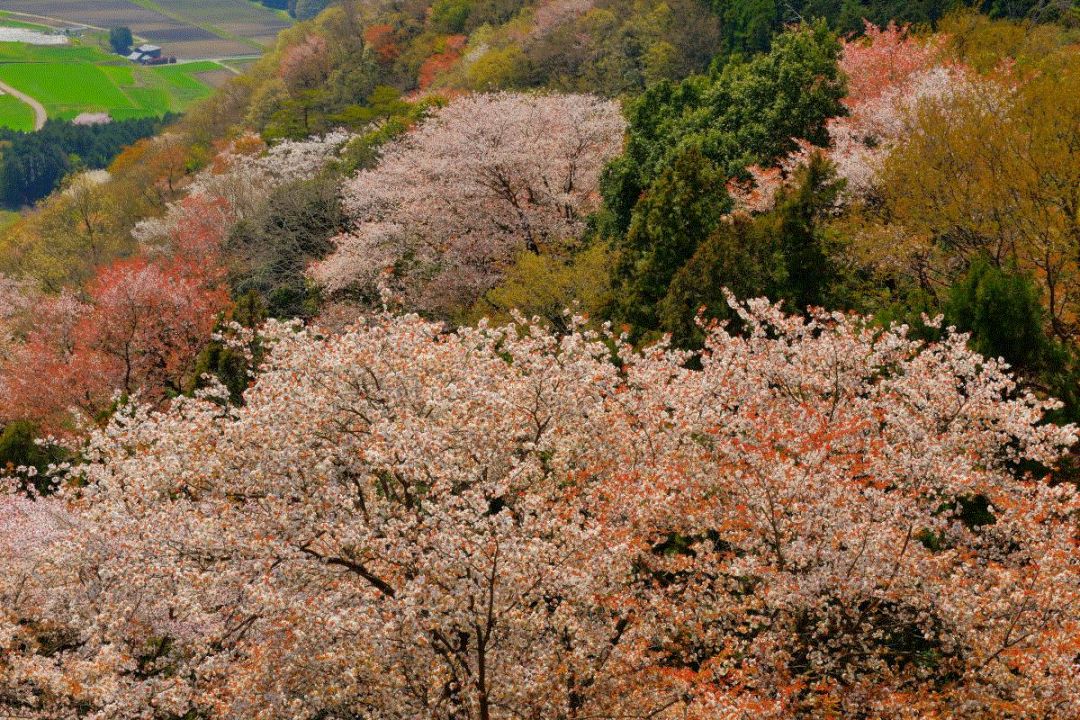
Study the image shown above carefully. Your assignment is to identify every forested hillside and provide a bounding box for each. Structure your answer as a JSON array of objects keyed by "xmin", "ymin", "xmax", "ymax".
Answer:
[
  {"xmin": 2, "ymin": 1, "xmax": 1080, "ymax": 718},
  {"xmin": 0, "ymin": 116, "xmax": 175, "ymax": 207}
]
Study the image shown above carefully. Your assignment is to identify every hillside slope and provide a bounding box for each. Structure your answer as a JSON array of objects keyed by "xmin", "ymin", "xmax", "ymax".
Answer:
[{"xmin": 0, "ymin": 5, "xmax": 1079, "ymax": 716}]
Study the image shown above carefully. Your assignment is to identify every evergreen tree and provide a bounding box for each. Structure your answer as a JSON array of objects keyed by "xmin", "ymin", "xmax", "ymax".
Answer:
[
  {"xmin": 769, "ymin": 153, "xmax": 844, "ymax": 312},
  {"xmin": 600, "ymin": 21, "xmax": 845, "ymax": 235},
  {"xmin": 944, "ymin": 257, "xmax": 1080, "ymax": 423},
  {"xmin": 0, "ymin": 116, "xmax": 168, "ymax": 207},
  {"xmin": 611, "ymin": 147, "xmax": 728, "ymax": 336},
  {"xmin": 945, "ymin": 258, "xmax": 1059, "ymax": 376},
  {"xmin": 109, "ymin": 26, "xmax": 133, "ymax": 55},
  {"xmin": 657, "ymin": 154, "xmax": 844, "ymax": 346}
]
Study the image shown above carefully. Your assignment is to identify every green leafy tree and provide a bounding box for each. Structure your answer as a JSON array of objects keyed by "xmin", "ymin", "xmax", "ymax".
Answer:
[
  {"xmin": 520, "ymin": 0, "xmax": 720, "ymax": 96},
  {"xmin": 770, "ymin": 154, "xmax": 844, "ymax": 312},
  {"xmin": 0, "ymin": 420, "xmax": 66, "ymax": 494},
  {"xmin": 706, "ymin": 0, "xmax": 992, "ymax": 51},
  {"xmin": 718, "ymin": 0, "xmax": 779, "ymax": 52},
  {"xmin": 466, "ymin": 45, "xmax": 528, "ymax": 89},
  {"xmin": 657, "ymin": 154, "xmax": 844, "ymax": 346},
  {"xmin": 945, "ymin": 258, "xmax": 1060, "ymax": 376},
  {"xmin": 226, "ymin": 174, "xmax": 344, "ymax": 319},
  {"xmin": 657, "ymin": 212, "xmax": 782, "ymax": 346},
  {"xmin": 290, "ymin": 0, "xmax": 330, "ymax": 20},
  {"xmin": 431, "ymin": 0, "xmax": 472, "ymax": 33},
  {"xmin": 944, "ymin": 257, "xmax": 1080, "ymax": 424},
  {"xmin": 109, "ymin": 26, "xmax": 132, "ymax": 55},
  {"xmin": 0, "ymin": 116, "xmax": 166, "ymax": 208},
  {"xmin": 471, "ymin": 244, "xmax": 615, "ymax": 332},
  {"xmin": 611, "ymin": 146, "xmax": 728, "ymax": 336},
  {"xmin": 600, "ymin": 21, "xmax": 845, "ymax": 235},
  {"xmin": 189, "ymin": 291, "xmax": 267, "ymax": 406}
]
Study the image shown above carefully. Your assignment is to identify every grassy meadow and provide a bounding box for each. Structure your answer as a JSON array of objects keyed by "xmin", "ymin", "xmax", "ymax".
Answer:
[{"xmin": 0, "ymin": 13, "xmax": 52, "ymax": 31}]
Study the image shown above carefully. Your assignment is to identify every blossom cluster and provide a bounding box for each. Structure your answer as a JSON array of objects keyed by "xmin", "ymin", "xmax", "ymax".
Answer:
[
  {"xmin": 311, "ymin": 92, "xmax": 624, "ymax": 315},
  {"xmin": 731, "ymin": 22, "xmax": 996, "ymax": 210},
  {"xmin": 132, "ymin": 130, "xmax": 352, "ymax": 247},
  {"xmin": 2, "ymin": 299, "xmax": 1077, "ymax": 719}
]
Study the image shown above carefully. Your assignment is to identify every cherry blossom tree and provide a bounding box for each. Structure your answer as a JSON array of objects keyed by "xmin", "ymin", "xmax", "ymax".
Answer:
[
  {"xmin": 2, "ymin": 297, "xmax": 1077, "ymax": 719},
  {"xmin": 0, "ymin": 274, "xmax": 36, "ymax": 361},
  {"xmin": 132, "ymin": 130, "xmax": 351, "ymax": 248},
  {"xmin": 528, "ymin": 0, "xmax": 597, "ymax": 40},
  {"xmin": 1, "ymin": 290, "xmax": 94, "ymax": 429},
  {"xmin": 0, "ymin": 130, "xmax": 350, "ymax": 432},
  {"xmin": 827, "ymin": 64, "xmax": 998, "ymax": 199},
  {"xmin": 279, "ymin": 34, "xmax": 332, "ymax": 92},
  {"xmin": 840, "ymin": 21, "xmax": 945, "ymax": 109},
  {"xmin": 311, "ymin": 92, "xmax": 625, "ymax": 316},
  {"xmin": 83, "ymin": 258, "xmax": 227, "ymax": 393},
  {"xmin": 0, "ymin": 485, "xmax": 79, "ymax": 715}
]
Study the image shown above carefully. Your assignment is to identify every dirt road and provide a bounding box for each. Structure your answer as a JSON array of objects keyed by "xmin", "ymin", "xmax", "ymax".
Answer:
[{"xmin": 0, "ymin": 79, "xmax": 46, "ymax": 130}]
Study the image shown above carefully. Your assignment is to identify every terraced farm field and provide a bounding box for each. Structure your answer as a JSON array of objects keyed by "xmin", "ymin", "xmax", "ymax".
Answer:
[
  {"xmin": 0, "ymin": 13, "xmax": 58, "ymax": 32},
  {"xmin": 1, "ymin": 0, "xmax": 290, "ymax": 59},
  {"xmin": 153, "ymin": 0, "xmax": 289, "ymax": 49},
  {"xmin": 0, "ymin": 41, "xmax": 231, "ymax": 127}
]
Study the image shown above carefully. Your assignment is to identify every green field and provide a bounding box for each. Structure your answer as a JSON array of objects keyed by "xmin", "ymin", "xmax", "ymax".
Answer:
[
  {"xmin": 0, "ymin": 92, "xmax": 35, "ymax": 130},
  {"xmin": 2, "ymin": 0, "xmax": 291, "ymax": 59},
  {"xmin": 0, "ymin": 41, "xmax": 229, "ymax": 128}
]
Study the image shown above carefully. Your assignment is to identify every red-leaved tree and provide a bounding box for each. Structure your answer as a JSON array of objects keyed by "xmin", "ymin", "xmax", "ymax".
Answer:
[{"xmin": 1, "ymin": 256, "xmax": 228, "ymax": 431}]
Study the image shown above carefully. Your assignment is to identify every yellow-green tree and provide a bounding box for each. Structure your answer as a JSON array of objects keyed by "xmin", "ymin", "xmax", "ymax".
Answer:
[
  {"xmin": 856, "ymin": 52, "xmax": 1080, "ymax": 339},
  {"xmin": 0, "ymin": 177, "xmax": 138, "ymax": 291},
  {"xmin": 469, "ymin": 243, "xmax": 614, "ymax": 331}
]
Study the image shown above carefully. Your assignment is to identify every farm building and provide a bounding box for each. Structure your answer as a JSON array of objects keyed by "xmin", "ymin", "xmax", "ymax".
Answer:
[{"xmin": 127, "ymin": 44, "xmax": 162, "ymax": 64}]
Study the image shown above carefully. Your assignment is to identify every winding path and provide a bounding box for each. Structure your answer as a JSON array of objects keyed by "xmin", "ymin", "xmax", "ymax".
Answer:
[{"xmin": 0, "ymin": 79, "xmax": 46, "ymax": 130}]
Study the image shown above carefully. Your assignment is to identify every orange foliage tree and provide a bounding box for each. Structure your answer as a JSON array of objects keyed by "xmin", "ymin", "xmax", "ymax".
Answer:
[
  {"xmin": 364, "ymin": 23, "xmax": 401, "ymax": 63},
  {"xmin": 1, "ymin": 256, "xmax": 228, "ymax": 431},
  {"xmin": 418, "ymin": 34, "xmax": 467, "ymax": 89}
]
